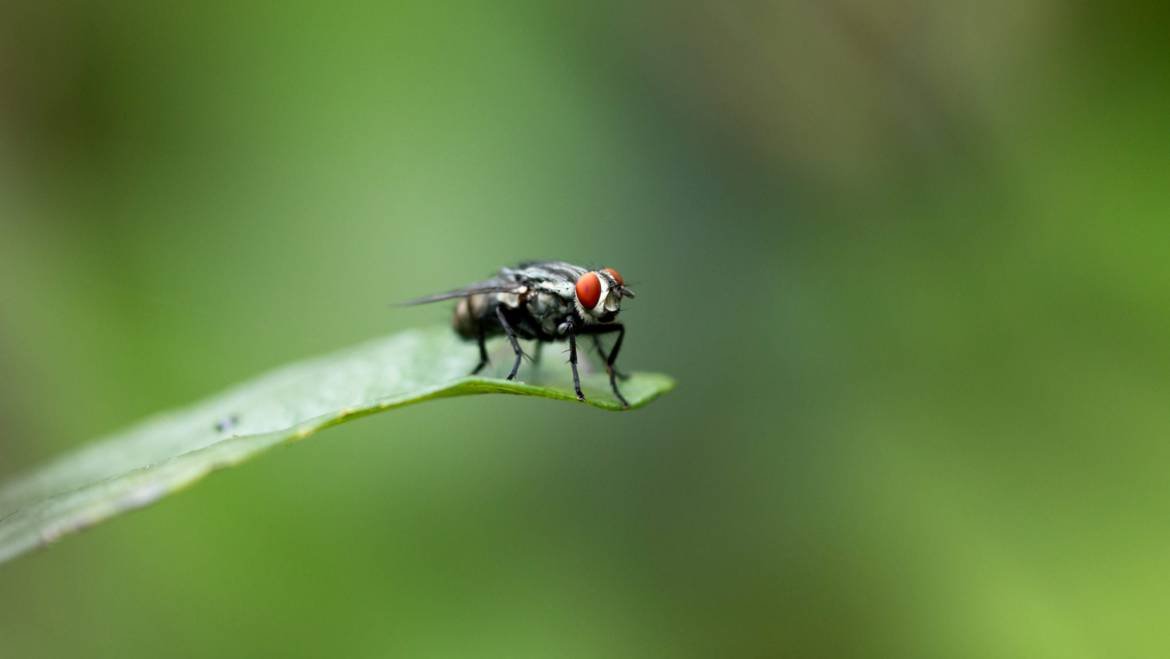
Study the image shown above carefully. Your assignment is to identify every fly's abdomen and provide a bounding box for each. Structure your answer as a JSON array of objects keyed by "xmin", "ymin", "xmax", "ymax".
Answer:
[{"xmin": 453, "ymin": 294, "xmax": 493, "ymax": 338}]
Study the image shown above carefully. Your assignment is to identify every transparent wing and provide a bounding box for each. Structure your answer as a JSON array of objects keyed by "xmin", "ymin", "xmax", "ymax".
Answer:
[{"xmin": 399, "ymin": 278, "xmax": 525, "ymax": 306}]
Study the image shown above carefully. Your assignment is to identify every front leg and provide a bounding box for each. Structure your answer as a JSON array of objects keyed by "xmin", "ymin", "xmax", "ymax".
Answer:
[
  {"xmin": 591, "ymin": 335, "xmax": 629, "ymax": 381},
  {"xmin": 582, "ymin": 324, "xmax": 629, "ymax": 408}
]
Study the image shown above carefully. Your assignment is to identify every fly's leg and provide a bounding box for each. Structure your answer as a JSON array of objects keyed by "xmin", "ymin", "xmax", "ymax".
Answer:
[
  {"xmin": 496, "ymin": 306, "xmax": 524, "ymax": 381},
  {"xmin": 471, "ymin": 325, "xmax": 489, "ymax": 375},
  {"xmin": 591, "ymin": 335, "xmax": 629, "ymax": 381},
  {"xmin": 558, "ymin": 319, "xmax": 585, "ymax": 402},
  {"xmin": 567, "ymin": 331, "xmax": 584, "ymax": 401},
  {"xmin": 531, "ymin": 342, "xmax": 543, "ymax": 367},
  {"xmin": 582, "ymin": 324, "xmax": 629, "ymax": 408},
  {"xmin": 602, "ymin": 324, "xmax": 629, "ymax": 407}
]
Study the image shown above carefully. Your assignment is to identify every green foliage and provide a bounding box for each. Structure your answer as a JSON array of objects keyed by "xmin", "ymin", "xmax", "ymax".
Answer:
[{"xmin": 0, "ymin": 327, "xmax": 674, "ymax": 565}]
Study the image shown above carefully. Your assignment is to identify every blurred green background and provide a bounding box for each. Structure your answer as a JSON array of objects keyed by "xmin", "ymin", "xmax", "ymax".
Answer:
[{"xmin": 2, "ymin": 1, "xmax": 1168, "ymax": 657}]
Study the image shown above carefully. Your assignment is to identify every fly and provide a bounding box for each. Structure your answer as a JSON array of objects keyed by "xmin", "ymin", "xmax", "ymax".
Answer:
[{"xmin": 404, "ymin": 261, "xmax": 636, "ymax": 407}]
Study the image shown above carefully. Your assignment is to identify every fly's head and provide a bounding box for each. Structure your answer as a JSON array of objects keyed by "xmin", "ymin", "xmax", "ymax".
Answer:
[{"xmin": 574, "ymin": 267, "xmax": 634, "ymax": 323}]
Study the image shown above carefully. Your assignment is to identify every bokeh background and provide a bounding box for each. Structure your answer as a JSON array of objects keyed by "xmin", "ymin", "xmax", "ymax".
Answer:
[{"xmin": 2, "ymin": 1, "xmax": 1168, "ymax": 657}]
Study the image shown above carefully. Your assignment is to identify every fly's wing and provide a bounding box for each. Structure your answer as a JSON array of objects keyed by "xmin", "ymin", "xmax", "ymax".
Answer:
[{"xmin": 399, "ymin": 277, "xmax": 526, "ymax": 306}]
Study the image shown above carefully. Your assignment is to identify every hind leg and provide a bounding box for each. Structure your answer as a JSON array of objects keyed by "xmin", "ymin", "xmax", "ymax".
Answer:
[{"xmin": 470, "ymin": 325, "xmax": 490, "ymax": 375}]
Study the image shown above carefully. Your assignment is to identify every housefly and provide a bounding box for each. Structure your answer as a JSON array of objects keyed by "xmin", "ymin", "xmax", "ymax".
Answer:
[{"xmin": 405, "ymin": 261, "xmax": 635, "ymax": 406}]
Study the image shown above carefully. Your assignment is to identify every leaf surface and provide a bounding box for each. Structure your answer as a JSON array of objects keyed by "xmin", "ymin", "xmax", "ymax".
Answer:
[{"xmin": 0, "ymin": 326, "xmax": 674, "ymax": 565}]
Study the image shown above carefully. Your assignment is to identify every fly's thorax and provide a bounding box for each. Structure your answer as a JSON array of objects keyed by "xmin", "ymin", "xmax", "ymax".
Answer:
[{"xmin": 524, "ymin": 289, "xmax": 575, "ymax": 335}]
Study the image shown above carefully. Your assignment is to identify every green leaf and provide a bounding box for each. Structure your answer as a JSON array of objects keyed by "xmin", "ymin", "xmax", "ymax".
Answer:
[{"xmin": 0, "ymin": 326, "xmax": 675, "ymax": 565}]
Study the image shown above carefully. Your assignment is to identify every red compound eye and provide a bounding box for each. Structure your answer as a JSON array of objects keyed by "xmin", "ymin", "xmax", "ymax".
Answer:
[
  {"xmin": 603, "ymin": 267, "xmax": 624, "ymax": 286},
  {"xmin": 575, "ymin": 272, "xmax": 601, "ymax": 309}
]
